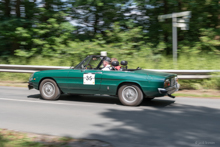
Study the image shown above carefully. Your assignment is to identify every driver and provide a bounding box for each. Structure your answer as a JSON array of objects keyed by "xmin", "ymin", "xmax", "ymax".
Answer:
[{"xmin": 102, "ymin": 57, "xmax": 111, "ymax": 71}]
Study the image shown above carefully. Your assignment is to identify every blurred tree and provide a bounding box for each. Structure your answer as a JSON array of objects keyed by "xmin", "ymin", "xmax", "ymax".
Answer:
[
  {"xmin": 69, "ymin": 0, "xmax": 130, "ymax": 39},
  {"xmin": 37, "ymin": 0, "xmax": 69, "ymax": 23},
  {"xmin": 15, "ymin": 12, "xmax": 75, "ymax": 57},
  {"xmin": 0, "ymin": 0, "xmax": 220, "ymax": 58},
  {"xmin": 0, "ymin": 0, "xmax": 71, "ymax": 56},
  {"xmin": 134, "ymin": 0, "xmax": 220, "ymax": 55}
]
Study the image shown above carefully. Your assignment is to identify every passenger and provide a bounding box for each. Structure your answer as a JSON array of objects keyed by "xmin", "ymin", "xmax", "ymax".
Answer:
[
  {"xmin": 111, "ymin": 58, "xmax": 121, "ymax": 70},
  {"xmin": 102, "ymin": 57, "xmax": 111, "ymax": 71}
]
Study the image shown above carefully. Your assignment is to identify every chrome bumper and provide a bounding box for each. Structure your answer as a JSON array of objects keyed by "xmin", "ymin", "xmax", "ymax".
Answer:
[{"xmin": 158, "ymin": 83, "xmax": 180, "ymax": 95}]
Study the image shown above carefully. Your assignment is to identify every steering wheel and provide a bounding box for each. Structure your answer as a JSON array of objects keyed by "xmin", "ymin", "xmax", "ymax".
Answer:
[
  {"xmin": 87, "ymin": 64, "xmax": 93, "ymax": 69},
  {"xmin": 111, "ymin": 66, "xmax": 116, "ymax": 70}
]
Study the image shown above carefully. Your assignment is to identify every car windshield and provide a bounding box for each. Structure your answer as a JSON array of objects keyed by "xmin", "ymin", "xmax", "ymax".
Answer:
[
  {"xmin": 74, "ymin": 56, "xmax": 103, "ymax": 69},
  {"xmin": 88, "ymin": 57, "xmax": 102, "ymax": 69}
]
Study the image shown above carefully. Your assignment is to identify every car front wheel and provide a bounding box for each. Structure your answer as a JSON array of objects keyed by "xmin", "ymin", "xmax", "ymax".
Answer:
[
  {"xmin": 118, "ymin": 84, "xmax": 143, "ymax": 106},
  {"xmin": 40, "ymin": 79, "xmax": 61, "ymax": 100}
]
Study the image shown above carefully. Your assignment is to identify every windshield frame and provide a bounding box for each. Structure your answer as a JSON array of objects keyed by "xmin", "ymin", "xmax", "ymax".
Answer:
[{"xmin": 74, "ymin": 55, "xmax": 104, "ymax": 70}]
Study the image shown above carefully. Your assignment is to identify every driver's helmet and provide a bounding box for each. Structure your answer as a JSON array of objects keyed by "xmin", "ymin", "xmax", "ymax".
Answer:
[
  {"xmin": 111, "ymin": 61, "xmax": 119, "ymax": 66},
  {"xmin": 103, "ymin": 57, "xmax": 111, "ymax": 63}
]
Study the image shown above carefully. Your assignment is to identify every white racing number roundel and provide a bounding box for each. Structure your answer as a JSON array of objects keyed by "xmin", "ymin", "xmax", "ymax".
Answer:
[{"xmin": 83, "ymin": 73, "xmax": 95, "ymax": 85}]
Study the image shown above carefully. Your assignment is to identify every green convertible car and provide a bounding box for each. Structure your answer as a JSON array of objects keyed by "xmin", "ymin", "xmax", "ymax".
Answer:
[{"xmin": 28, "ymin": 55, "xmax": 180, "ymax": 106}]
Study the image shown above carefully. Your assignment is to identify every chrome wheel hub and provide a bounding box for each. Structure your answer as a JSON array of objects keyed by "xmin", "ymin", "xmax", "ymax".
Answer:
[
  {"xmin": 122, "ymin": 86, "xmax": 138, "ymax": 103},
  {"xmin": 42, "ymin": 82, "xmax": 55, "ymax": 97}
]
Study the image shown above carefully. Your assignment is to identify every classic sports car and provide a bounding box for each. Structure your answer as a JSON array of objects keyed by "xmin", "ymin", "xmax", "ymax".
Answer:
[{"xmin": 28, "ymin": 55, "xmax": 180, "ymax": 106}]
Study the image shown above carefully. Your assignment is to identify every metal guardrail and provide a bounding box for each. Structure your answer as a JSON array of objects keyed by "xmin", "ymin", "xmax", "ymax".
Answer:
[
  {"xmin": 0, "ymin": 64, "xmax": 219, "ymax": 79},
  {"xmin": 147, "ymin": 69, "xmax": 220, "ymax": 75},
  {"xmin": 0, "ymin": 64, "xmax": 69, "ymax": 70},
  {"xmin": 146, "ymin": 69, "xmax": 217, "ymax": 79}
]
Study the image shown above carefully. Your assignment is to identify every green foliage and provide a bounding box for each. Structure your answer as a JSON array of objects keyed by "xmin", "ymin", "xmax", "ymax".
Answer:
[
  {"xmin": 173, "ymin": 93, "xmax": 220, "ymax": 98},
  {"xmin": 0, "ymin": 0, "xmax": 220, "ymax": 68},
  {"xmin": 178, "ymin": 72, "xmax": 220, "ymax": 90},
  {"xmin": 15, "ymin": 11, "xmax": 75, "ymax": 57},
  {"xmin": 0, "ymin": 129, "xmax": 85, "ymax": 147},
  {"xmin": 0, "ymin": 72, "xmax": 31, "ymax": 82},
  {"xmin": 70, "ymin": 0, "xmax": 129, "ymax": 37},
  {"xmin": 135, "ymin": 0, "xmax": 220, "ymax": 55},
  {"xmin": 203, "ymin": 72, "xmax": 220, "ymax": 89},
  {"xmin": 180, "ymin": 28, "xmax": 220, "ymax": 54}
]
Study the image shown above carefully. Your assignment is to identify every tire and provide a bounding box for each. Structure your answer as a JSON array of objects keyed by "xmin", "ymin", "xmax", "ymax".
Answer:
[
  {"xmin": 118, "ymin": 84, "xmax": 143, "ymax": 106},
  {"xmin": 39, "ymin": 79, "xmax": 61, "ymax": 100}
]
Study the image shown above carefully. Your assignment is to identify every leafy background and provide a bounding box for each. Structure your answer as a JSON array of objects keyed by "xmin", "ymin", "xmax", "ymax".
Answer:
[{"xmin": 0, "ymin": 0, "xmax": 220, "ymax": 89}]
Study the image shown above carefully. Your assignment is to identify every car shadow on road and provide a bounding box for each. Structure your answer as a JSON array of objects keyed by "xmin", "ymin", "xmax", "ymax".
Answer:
[
  {"xmin": 27, "ymin": 94, "xmax": 175, "ymax": 107},
  {"xmin": 27, "ymin": 94, "xmax": 220, "ymax": 147},
  {"xmin": 85, "ymin": 103, "xmax": 220, "ymax": 147},
  {"xmin": 27, "ymin": 94, "xmax": 41, "ymax": 99},
  {"xmin": 27, "ymin": 94, "xmax": 121, "ymax": 105}
]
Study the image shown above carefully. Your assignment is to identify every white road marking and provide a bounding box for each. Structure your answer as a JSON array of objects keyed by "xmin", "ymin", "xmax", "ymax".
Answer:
[
  {"xmin": 0, "ymin": 97, "xmax": 94, "ymax": 107},
  {"xmin": 0, "ymin": 97, "xmax": 148, "ymax": 111}
]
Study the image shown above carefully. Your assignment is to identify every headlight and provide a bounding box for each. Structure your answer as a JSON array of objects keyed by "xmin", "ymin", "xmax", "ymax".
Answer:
[
  {"xmin": 164, "ymin": 79, "xmax": 170, "ymax": 88},
  {"xmin": 29, "ymin": 73, "xmax": 34, "ymax": 81}
]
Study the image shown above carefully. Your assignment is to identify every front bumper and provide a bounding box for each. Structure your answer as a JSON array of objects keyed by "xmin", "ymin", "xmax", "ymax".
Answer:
[
  {"xmin": 158, "ymin": 83, "xmax": 180, "ymax": 96},
  {"xmin": 28, "ymin": 82, "xmax": 34, "ymax": 90}
]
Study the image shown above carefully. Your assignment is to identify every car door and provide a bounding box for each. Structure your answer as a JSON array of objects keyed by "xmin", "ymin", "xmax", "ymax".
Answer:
[
  {"xmin": 83, "ymin": 69, "xmax": 103, "ymax": 90},
  {"xmin": 100, "ymin": 70, "xmax": 123, "ymax": 94},
  {"xmin": 68, "ymin": 69, "xmax": 102, "ymax": 91}
]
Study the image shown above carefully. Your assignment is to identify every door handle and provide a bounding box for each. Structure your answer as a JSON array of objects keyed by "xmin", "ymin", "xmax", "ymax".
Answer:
[{"xmin": 95, "ymin": 72, "xmax": 102, "ymax": 74}]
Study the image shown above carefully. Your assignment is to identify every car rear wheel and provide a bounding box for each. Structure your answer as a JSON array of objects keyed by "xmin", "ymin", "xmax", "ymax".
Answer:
[
  {"xmin": 40, "ymin": 79, "xmax": 61, "ymax": 100},
  {"xmin": 118, "ymin": 84, "xmax": 143, "ymax": 106}
]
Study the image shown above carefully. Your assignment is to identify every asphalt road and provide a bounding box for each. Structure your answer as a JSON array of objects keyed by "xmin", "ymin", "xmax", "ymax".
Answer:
[{"xmin": 0, "ymin": 86, "xmax": 219, "ymax": 147}]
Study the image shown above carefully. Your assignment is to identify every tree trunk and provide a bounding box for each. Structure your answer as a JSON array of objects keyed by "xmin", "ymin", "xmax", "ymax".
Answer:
[
  {"xmin": 11, "ymin": 40, "xmax": 19, "ymax": 54},
  {"xmin": 218, "ymin": 1, "xmax": 220, "ymax": 28},
  {"xmin": 16, "ymin": 0, "xmax": 21, "ymax": 18},
  {"xmin": 94, "ymin": 12, "xmax": 98, "ymax": 37},
  {"xmin": 5, "ymin": 0, "xmax": 11, "ymax": 17},
  {"xmin": 163, "ymin": 0, "xmax": 170, "ymax": 55}
]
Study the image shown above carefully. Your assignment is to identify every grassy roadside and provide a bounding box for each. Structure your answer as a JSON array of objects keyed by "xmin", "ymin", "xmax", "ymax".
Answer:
[
  {"xmin": 1, "ymin": 54, "xmax": 220, "ymax": 70},
  {"xmin": 0, "ymin": 81, "xmax": 28, "ymax": 87},
  {"xmin": 173, "ymin": 93, "xmax": 220, "ymax": 98},
  {"xmin": 172, "ymin": 89, "xmax": 220, "ymax": 98},
  {"xmin": 0, "ymin": 73, "xmax": 31, "ymax": 83},
  {"xmin": 0, "ymin": 128, "xmax": 112, "ymax": 147}
]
